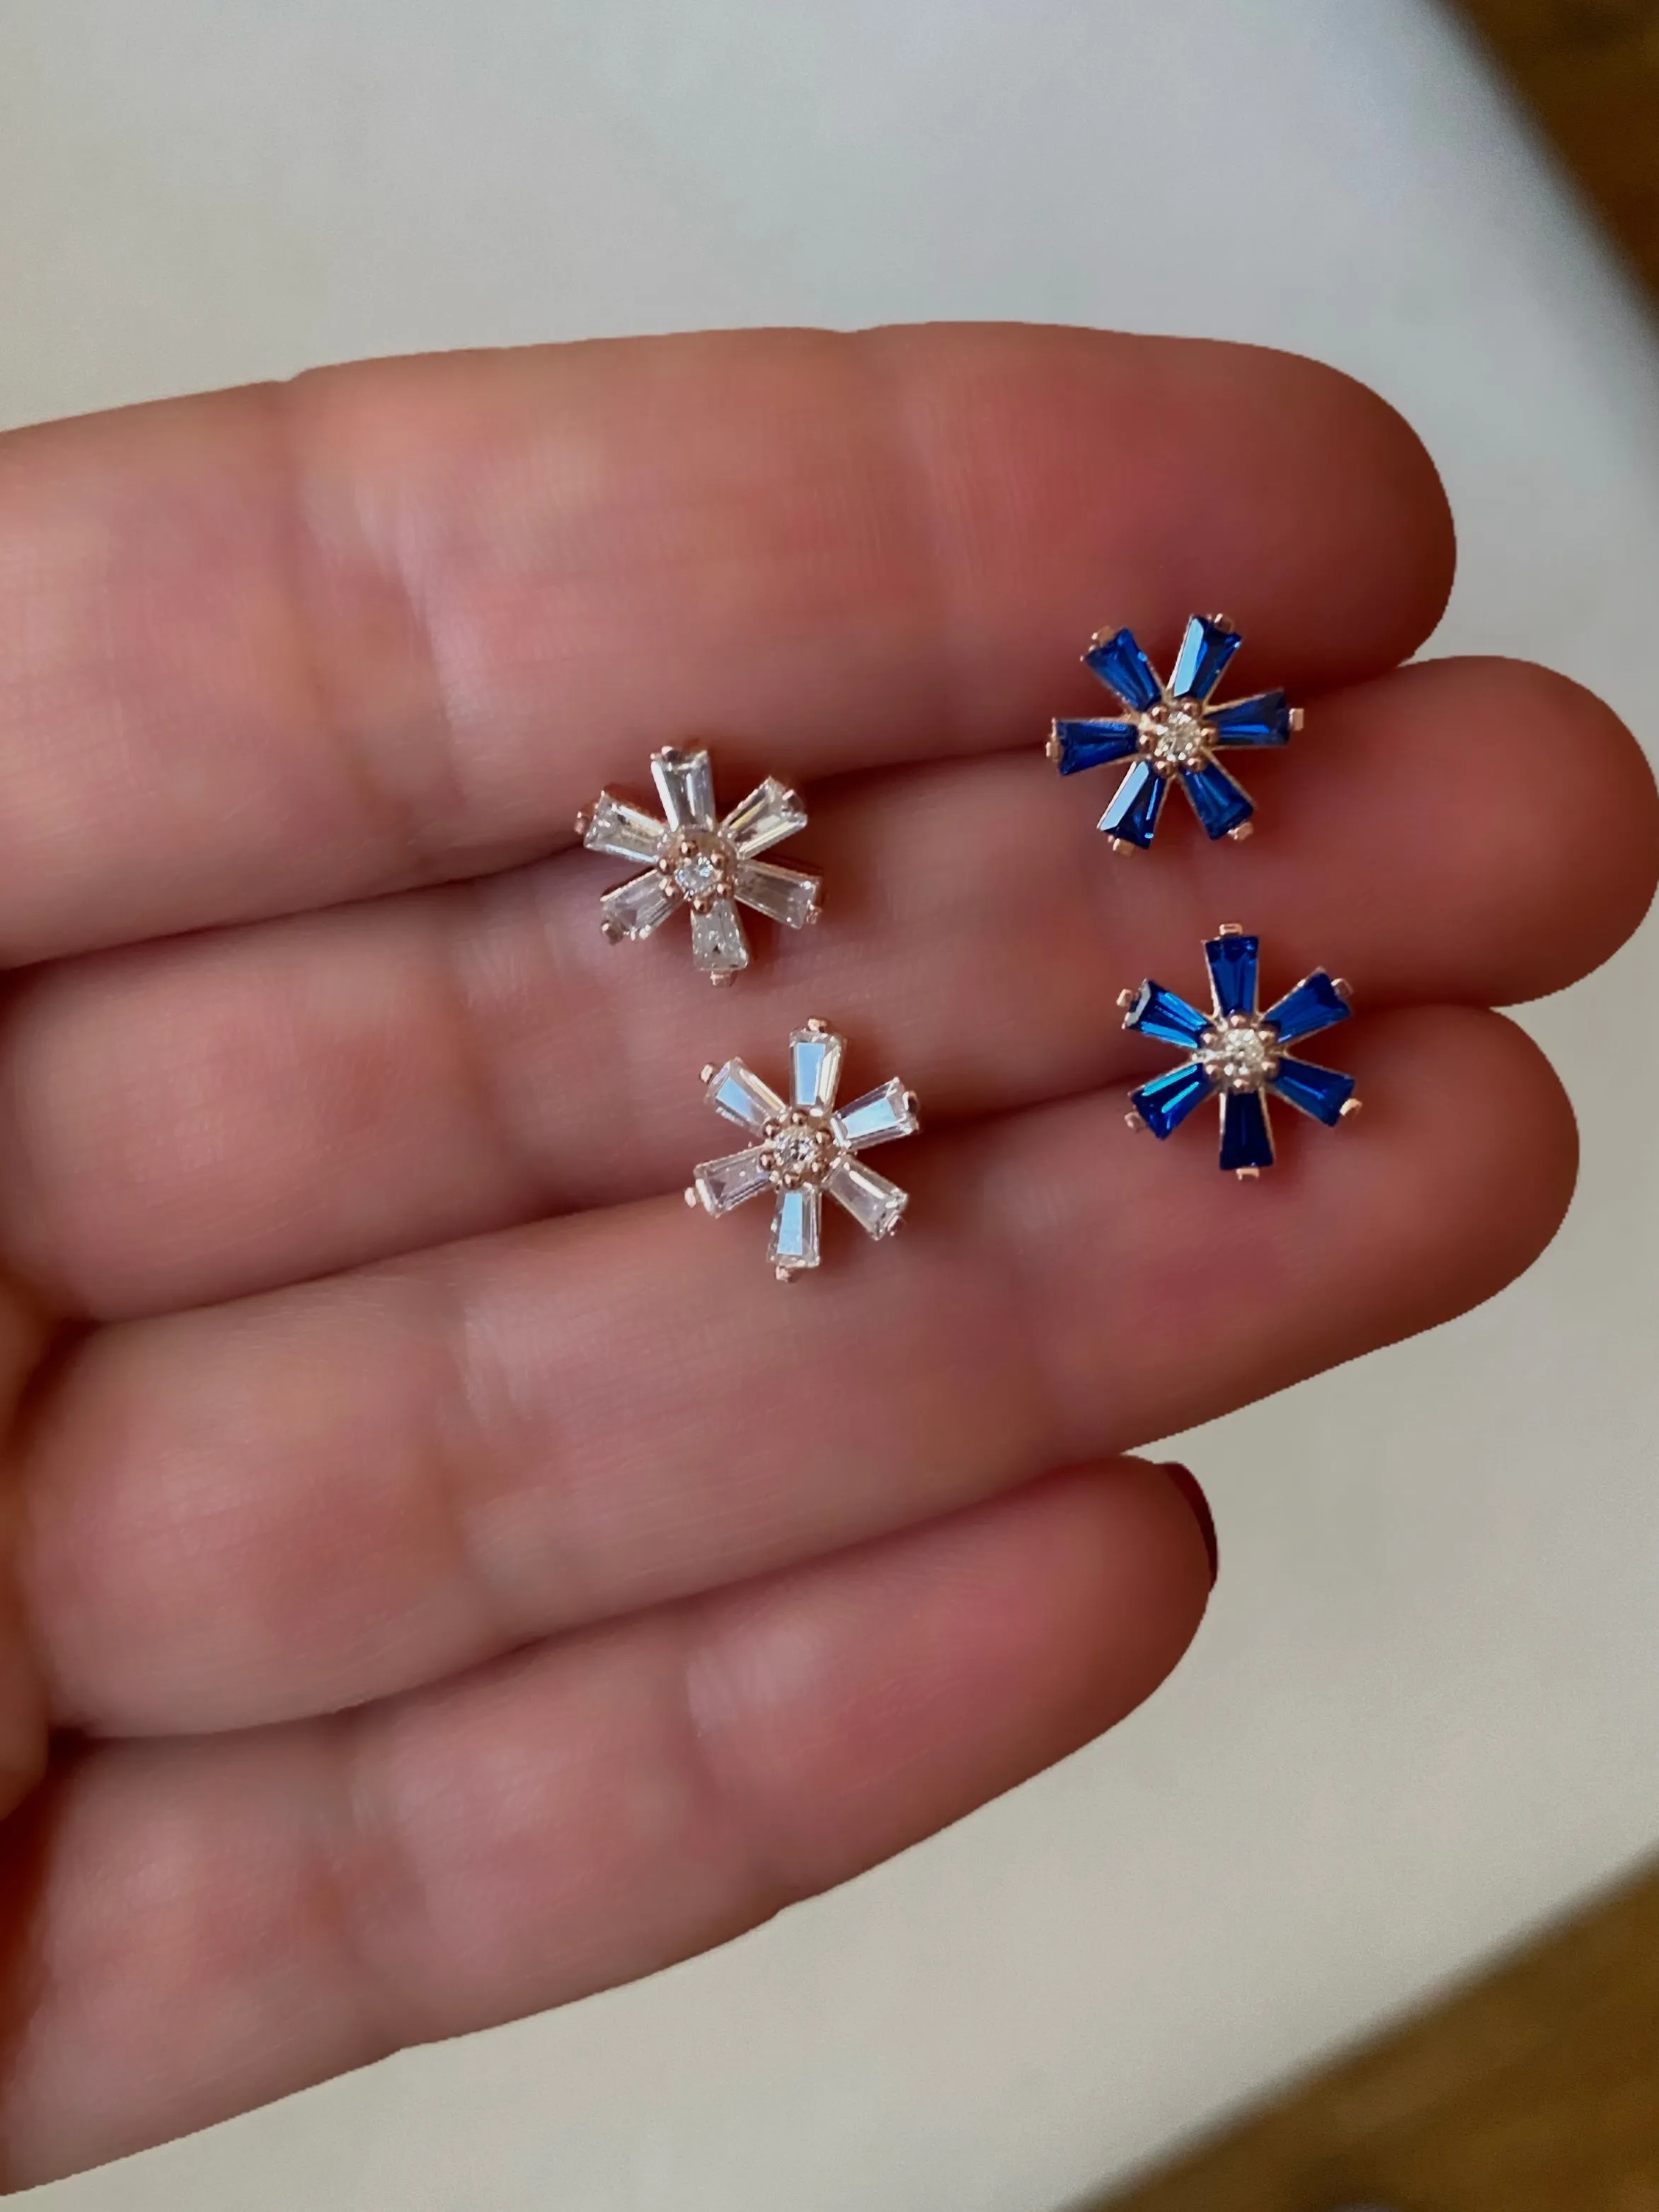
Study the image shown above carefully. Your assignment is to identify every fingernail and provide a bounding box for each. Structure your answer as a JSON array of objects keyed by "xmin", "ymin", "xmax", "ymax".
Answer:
[{"xmin": 1159, "ymin": 1463, "xmax": 1217, "ymax": 1587}]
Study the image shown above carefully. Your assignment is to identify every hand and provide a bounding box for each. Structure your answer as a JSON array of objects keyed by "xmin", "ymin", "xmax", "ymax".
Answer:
[{"xmin": 0, "ymin": 325, "xmax": 1646, "ymax": 2186}]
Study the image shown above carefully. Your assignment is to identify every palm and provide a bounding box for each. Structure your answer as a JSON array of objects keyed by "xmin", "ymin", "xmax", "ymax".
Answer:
[{"xmin": 0, "ymin": 324, "xmax": 1645, "ymax": 2187}]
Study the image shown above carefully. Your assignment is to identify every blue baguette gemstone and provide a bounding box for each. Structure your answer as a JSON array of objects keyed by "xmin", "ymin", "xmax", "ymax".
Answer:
[
  {"xmin": 1207, "ymin": 689, "xmax": 1292, "ymax": 744},
  {"xmin": 1182, "ymin": 759, "xmax": 1254, "ymax": 839},
  {"xmin": 1264, "ymin": 971, "xmax": 1350, "ymax": 1045},
  {"xmin": 1270, "ymin": 1056, "xmax": 1355, "ymax": 1125},
  {"xmin": 1131, "ymin": 1059, "xmax": 1215, "ymax": 1138},
  {"xmin": 1051, "ymin": 718, "xmax": 1140, "ymax": 774},
  {"xmin": 1123, "ymin": 981, "xmax": 1212, "ymax": 1047},
  {"xmin": 1219, "ymin": 1088, "xmax": 1275, "ymax": 1171},
  {"xmin": 1100, "ymin": 758, "xmax": 1167, "ymax": 845},
  {"xmin": 1084, "ymin": 627, "xmax": 1162, "ymax": 712},
  {"xmin": 1169, "ymin": 615, "xmax": 1241, "ymax": 704},
  {"xmin": 1205, "ymin": 932, "xmax": 1260, "ymax": 1018}
]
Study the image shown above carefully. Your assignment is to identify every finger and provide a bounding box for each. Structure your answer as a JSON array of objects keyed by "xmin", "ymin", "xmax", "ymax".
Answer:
[
  {"xmin": 0, "ymin": 1280, "xmax": 51, "ymax": 1818},
  {"xmin": 0, "ymin": 324, "xmax": 1450, "ymax": 962},
  {"xmin": 0, "ymin": 1460, "xmax": 1207, "ymax": 2187},
  {"xmin": 0, "ymin": 656, "xmax": 1643, "ymax": 1318},
  {"xmin": 21, "ymin": 1008, "xmax": 1573, "ymax": 1736}
]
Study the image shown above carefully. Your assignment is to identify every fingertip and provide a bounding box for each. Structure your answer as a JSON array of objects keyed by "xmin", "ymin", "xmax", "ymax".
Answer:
[{"xmin": 1156, "ymin": 1461, "xmax": 1218, "ymax": 1589}]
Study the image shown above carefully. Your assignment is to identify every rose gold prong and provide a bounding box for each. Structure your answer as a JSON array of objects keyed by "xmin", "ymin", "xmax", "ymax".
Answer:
[
  {"xmin": 1086, "ymin": 623, "xmax": 1121, "ymax": 653},
  {"xmin": 903, "ymin": 1090, "xmax": 921, "ymax": 1115},
  {"xmin": 1340, "ymin": 1098, "xmax": 1362, "ymax": 1119},
  {"xmin": 574, "ymin": 808, "xmax": 592, "ymax": 838},
  {"xmin": 599, "ymin": 919, "xmax": 625, "ymax": 944},
  {"xmin": 806, "ymin": 1017, "xmax": 830, "ymax": 1034},
  {"xmin": 1125, "ymin": 1110, "xmax": 1147, "ymax": 1133},
  {"xmin": 1210, "ymin": 611, "xmax": 1236, "ymax": 633},
  {"xmin": 1218, "ymin": 921, "xmax": 1245, "ymax": 935},
  {"xmin": 1227, "ymin": 821, "xmax": 1254, "ymax": 843},
  {"xmin": 1235, "ymin": 1166, "xmax": 1261, "ymax": 1180},
  {"xmin": 711, "ymin": 972, "xmax": 735, "ymax": 987},
  {"xmin": 1289, "ymin": 707, "xmax": 1305, "ymax": 732},
  {"xmin": 684, "ymin": 1187, "xmax": 700, "ymax": 1209},
  {"xmin": 1045, "ymin": 732, "xmax": 1064, "ymax": 762},
  {"xmin": 774, "ymin": 1266, "xmax": 796, "ymax": 1284},
  {"xmin": 1108, "ymin": 836, "xmax": 1127, "ymax": 854},
  {"xmin": 1116, "ymin": 988, "xmax": 1137, "ymax": 1011},
  {"xmin": 1332, "ymin": 977, "xmax": 1353, "ymax": 1001},
  {"xmin": 699, "ymin": 1064, "xmax": 717, "ymax": 1083}
]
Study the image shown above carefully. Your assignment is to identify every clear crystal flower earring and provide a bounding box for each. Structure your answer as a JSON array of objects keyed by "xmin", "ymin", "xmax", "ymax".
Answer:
[
  {"xmin": 1046, "ymin": 614, "xmax": 1302, "ymax": 849},
  {"xmin": 1120, "ymin": 924, "xmax": 1360, "ymax": 1177},
  {"xmin": 687, "ymin": 1020, "xmax": 919, "ymax": 1279},
  {"xmin": 576, "ymin": 746, "xmax": 821, "ymax": 984}
]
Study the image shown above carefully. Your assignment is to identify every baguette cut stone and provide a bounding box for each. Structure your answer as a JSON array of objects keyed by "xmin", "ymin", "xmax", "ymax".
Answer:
[
  {"xmin": 723, "ymin": 778, "xmax": 809, "ymax": 858},
  {"xmin": 769, "ymin": 1185, "xmax": 821, "ymax": 1273},
  {"xmin": 582, "ymin": 793, "xmax": 665, "ymax": 864},
  {"xmin": 690, "ymin": 1025, "xmax": 920, "ymax": 1275},
  {"xmin": 791, "ymin": 1027, "xmax": 844, "ymax": 1111},
  {"xmin": 707, "ymin": 1060, "xmax": 787, "ymax": 1133},
  {"xmin": 1221, "ymin": 1088, "xmax": 1275, "ymax": 1172},
  {"xmin": 834, "ymin": 1079, "xmax": 919, "ymax": 1151},
  {"xmin": 694, "ymin": 1148, "xmax": 773, "ymax": 1213},
  {"xmin": 652, "ymin": 746, "xmax": 717, "ymax": 831},
  {"xmin": 1051, "ymin": 718, "xmax": 1140, "ymax": 776},
  {"xmin": 1263, "ymin": 970, "xmax": 1350, "ymax": 1046},
  {"xmin": 599, "ymin": 870, "xmax": 679, "ymax": 941},
  {"xmin": 735, "ymin": 860, "xmax": 819, "ymax": 929},
  {"xmin": 1123, "ymin": 981, "xmax": 1211, "ymax": 1049},
  {"xmin": 825, "ymin": 1157, "xmax": 907, "ymax": 1239},
  {"xmin": 1169, "ymin": 614, "xmax": 1242, "ymax": 703},
  {"xmin": 690, "ymin": 898, "xmax": 749, "ymax": 978}
]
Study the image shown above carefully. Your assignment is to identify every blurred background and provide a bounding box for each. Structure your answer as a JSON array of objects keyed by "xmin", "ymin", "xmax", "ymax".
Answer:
[{"xmin": 3, "ymin": 3, "xmax": 1658, "ymax": 2207}]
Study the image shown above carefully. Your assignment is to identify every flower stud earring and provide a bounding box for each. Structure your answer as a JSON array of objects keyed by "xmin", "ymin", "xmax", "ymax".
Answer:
[
  {"xmin": 577, "ymin": 746, "xmax": 821, "ymax": 984},
  {"xmin": 1120, "ymin": 925, "xmax": 1360, "ymax": 1177},
  {"xmin": 687, "ymin": 1020, "xmax": 919, "ymax": 1279},
  {"xmin": 1046, "ymin": 614, "xmax": 1301, "ymax": 849}
]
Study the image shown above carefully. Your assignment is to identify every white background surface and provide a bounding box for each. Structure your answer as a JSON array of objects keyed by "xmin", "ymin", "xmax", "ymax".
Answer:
[{"xmin": 4, "ymin": 2, "xmax": 1658, "ymax": 2206}]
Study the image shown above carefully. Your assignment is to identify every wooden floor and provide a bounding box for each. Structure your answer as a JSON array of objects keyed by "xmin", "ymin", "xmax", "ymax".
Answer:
[
  {"xmin": 1098, "ymin": 1857, "xmax": 1659, "ymax": 2210},
  {"xmin": 1457, "ymin": 0, "xmax": 1659, "ymax": 290},
  {"xmin": 1098, "ymin": 8, "xmax": 1659, "ymax": 2206}
]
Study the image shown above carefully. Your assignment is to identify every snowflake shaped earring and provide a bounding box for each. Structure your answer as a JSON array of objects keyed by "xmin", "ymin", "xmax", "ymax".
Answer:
[
  {"xmin": 1046, "ymin": 614, "xmax": 1302, "ymax": 849},
  {"xmin": 1120, "ymin": 924, "xmax": 1361, "ymax": 1177},
  {"xmin": 577, "ymin": 747, "xmax": 821, "ymax": 984},
  {"xmin": 687, "ymin": 1020, "xmax": 920, "ymax": 1279}
]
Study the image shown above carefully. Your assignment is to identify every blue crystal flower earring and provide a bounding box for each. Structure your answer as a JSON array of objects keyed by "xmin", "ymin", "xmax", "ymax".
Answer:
[
  {"xmin": 1120, "ymin": 925, "xmax": 1360, "ymax": 1177},
  {"xmin": 577, "ymin": 746, "xmax": 821, "ymax": 984},
  {"xmin": 687, "ymin": 1020, "xmax": 920, "ymax": 1279},
  {"xmin": 1046, "ymin": 614, "xmax": 1302, "ymax": 848}
]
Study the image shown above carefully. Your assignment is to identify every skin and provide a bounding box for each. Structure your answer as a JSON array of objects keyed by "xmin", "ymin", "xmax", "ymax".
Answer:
[{"xmin": 0, "ymin": 321, "xmax": 1643, "ymax": 2186}]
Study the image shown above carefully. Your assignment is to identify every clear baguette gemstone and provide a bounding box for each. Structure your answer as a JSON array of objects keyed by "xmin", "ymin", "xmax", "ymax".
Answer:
[
  {"xmin": 599, "ymin": 870, "xmax": 679, "ymax": 940},
  {"xmin": 582, "ymin": 793, "xmax": 664, "ymax": 864},
  {"xmin": 825, "ymin": 1157, "xmax": 907, "ymax": 1239},
  {"xmin": 650, "ymin": 747, "xmax": 717, "ymax": 831},
  {"xmin": 690, "ymin": 898, "xmax": 749, "ymax": 977},
  {"xmin": 834, "ymin": 1078, "xmax": 920, "ymax": 1151},
  {"xmin": 694, "ymin": 1147, "xmax": 774, "ymax": 1214},
  {"xmin": 735, "ymin": 860, "xmax": 820, "ymax": 928},
  {"xmin": 723, "ymin": 778, "xmax": 809, "ymax": 858}
]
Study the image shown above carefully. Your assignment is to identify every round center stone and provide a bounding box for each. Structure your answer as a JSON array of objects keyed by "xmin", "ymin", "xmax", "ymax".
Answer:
[
  {"xmin": 1138, "ymin": 701, "xmax": 1212, "ymax": 773},
  {"xmin": 1200, "ymin": 1020, "xmax": 1279, "ymax": 1093},
  {"xmin": 663, "ymin": 832, "xmax": 734, "ymax": 907},
  {"xmin": 764, "ymin": 1116, "xmax": 837, "ymax": 1186}
]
